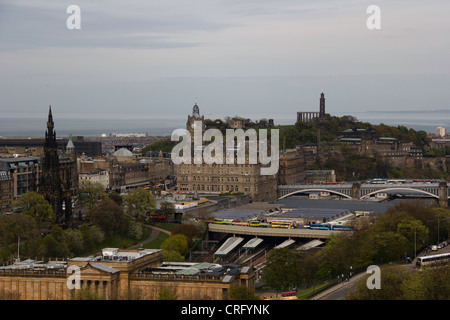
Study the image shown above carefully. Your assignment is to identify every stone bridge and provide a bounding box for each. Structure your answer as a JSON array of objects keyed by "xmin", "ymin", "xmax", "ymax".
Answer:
[{"xmin": 278, "ymin": 182, "xmax": 449, "ymax": 207}]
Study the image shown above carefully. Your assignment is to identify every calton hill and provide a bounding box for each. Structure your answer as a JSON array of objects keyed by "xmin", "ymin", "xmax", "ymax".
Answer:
[{"xmin": 277, "ymin": 114, "xmax": 448, "ymax": 181}]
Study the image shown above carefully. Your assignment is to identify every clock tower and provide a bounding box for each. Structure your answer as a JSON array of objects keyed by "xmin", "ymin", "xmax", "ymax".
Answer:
[{"xmin": 186, "ymin": 102, "xmax": 205, "ymax": 139}]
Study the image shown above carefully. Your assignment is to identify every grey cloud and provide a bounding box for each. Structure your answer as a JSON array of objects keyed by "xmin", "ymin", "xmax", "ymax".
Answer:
[{"xmin": 0, "ymin": 2, "xmax": 232, "ymax": 50}]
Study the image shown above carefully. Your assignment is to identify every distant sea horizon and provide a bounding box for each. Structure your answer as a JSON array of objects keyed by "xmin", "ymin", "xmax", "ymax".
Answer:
[{"xmin": 1, "ymin": 110, "xmax": 449, "ymax": 138}]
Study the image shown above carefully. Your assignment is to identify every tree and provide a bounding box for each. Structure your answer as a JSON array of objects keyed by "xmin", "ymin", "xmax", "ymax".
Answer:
[
  {"xmin": 396, "ymin": 219, "xmax": 428, "ymax": 257},
  {"xmin": 157, "ymin": 286, "xmax": 177, "ymax": 300},
  {"xmin": 12, "ymin": 191, "xmax": 55, "ymax": 227},
  {"xmin": 78, "ymin": 181, "xmax": 106, "ymax": 209},
  {"xmin": 161, "ymin": 234, "xmax": 189, "ymax": 261},
  {"xmin": 0, "ymin": 213, "xmax": 41, "ymax": 261},
  {"xmin": 262, "ymin": 248, "xmax": 301, "ymax": 292},
  {"xmin": 127, "ymin": 220, "xmax": 143, "ymax": 240},
  {"xmin": 402, "ymin": 263, "xmax": 450, "ymax": 300},
  {"xmin": 161, "ymin": 234, "xmax": 189, "ymax": 255},
  {"xmin": 140, "ymin": 138, "xmax": 177, "ymax": 154},
  {"xmin": 88, "ymin": 199, "xmax": 128, "ymax": 236},
  {"xmin": 348, "ymin": 264, "xmax": 450, "ymax": 300},
  {"xmin": 172, "ymin": 224, "xmax": 201, "ymax": 244},
  {"xmin": 108, "ymin": 192, "xmax": 123, "ymax": 205},
  {"xmin": 66, "ymin": 228, "xmax": 85, "ymax": 255},
  {"xmin": 40, "ymin": 234, "xmax": 64, "ymax": 258},
  {"xmin": 71, "ymin": 289, "xmax": 101, "ymax": 300},
  {"xmin": 347, "ymin": 266, "xmax": 411, "ymax": 300},
  {"xmin": 38, "ymin": 225, "xmax": 73, "ymax": 258},
  {"xmin": 123, "ymin": 187, "xmax": 156, "ymax": 217},
  {"xmin": 78, "ymin": 223, "xmax": 105, "ymax": 253},
  {"xmin": 158, "ymin": 201, "xmax": 176, "ymax": 219},
  {"xmin": 162, "ymin": 250, "xmax": 185, "ymax": 262}
]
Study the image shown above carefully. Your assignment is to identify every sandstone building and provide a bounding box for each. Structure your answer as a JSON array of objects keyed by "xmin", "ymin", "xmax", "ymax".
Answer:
[
  {"xmin": 0, "ymin": 247, "xmax": 255, "ymax": 300},
  {"xmin": 175, "ymin": 103, "xmax": 278, "ymax": 201},
  {"xmin": 77, "ymin": 150, "xmax": 174, "ymax": 193}
]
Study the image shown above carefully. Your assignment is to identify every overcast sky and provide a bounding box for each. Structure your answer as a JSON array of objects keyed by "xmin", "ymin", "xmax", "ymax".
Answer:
[{"xmin": 0, "ymin": 0, "xmax": 449, "ymax": 129}]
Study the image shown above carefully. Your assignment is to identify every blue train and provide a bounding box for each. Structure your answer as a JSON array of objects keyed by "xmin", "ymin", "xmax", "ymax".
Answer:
[{"xmin": 308, "ymin": 223, "xmax": 354, "ymax": 231}]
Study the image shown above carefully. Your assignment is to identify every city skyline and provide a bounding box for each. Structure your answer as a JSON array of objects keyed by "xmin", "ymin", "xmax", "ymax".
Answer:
[{"xmin": 1, "ymin": 1, "xmax": 450, "ymax": 134}]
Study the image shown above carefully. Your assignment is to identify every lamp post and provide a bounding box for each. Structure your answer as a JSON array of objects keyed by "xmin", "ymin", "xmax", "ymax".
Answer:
[{"xmin": 414, "ymin": 227, "xmax": 417, "ymax": 260}]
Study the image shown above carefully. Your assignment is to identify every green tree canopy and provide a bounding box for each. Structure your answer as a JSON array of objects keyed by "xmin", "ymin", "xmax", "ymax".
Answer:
[
  {"xmin": 0, "ymin": 213, "xmax": 41, "ymax": 261},
  {"xmin": 172, "ymin": 224, "xmax": 201, "ymax": 243},
  {"xmin": 262, "ymin": 248, "xmax": 301, "ymax": 292},
  {"xmin": 12, "ymin": 191, "xmax": 55, "ymax": 227},
  {"xmin": 88, "ymin": 199, "xmax": 128, "ymax": 236},
  {"xmin": 161, "ymin": 234, "xmax": 189, "ymax": 261},
  {"xmin": 123, "ymin": 187, "xmax": 157, "ymax": 217},
  {"xmin": 78, "ymin": 181, "xmax": 106, "ymax": 209}
]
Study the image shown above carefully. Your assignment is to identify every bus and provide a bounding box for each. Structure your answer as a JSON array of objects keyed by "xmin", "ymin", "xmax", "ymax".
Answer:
[
  {"xmin": 213, "ymin": 218, "xmax": 233, "ymax": 225},
  {"xmin": 416, "ymin": 253, "xmax": 450, "ymax": 268},
  {"xmin": 369, "ymin": 179, "xmax": 387, "ymax": 184},
  {"xmin": 387, "ymin": 179, "xmax": 406, "ymax": 184},
  {"xmin": 232, "ymin": 221, "xmax": 250, "ymax": 227},
  {"xmin": 412, "ymin": 179, "xmax": 432, "ymax": 183},
  {"xmin": 147, "ymin": 215, "xmax": 168, "ymax": 223},
  {"xmin": 249, "ymin": 221, "xmax": 270, "ymax": 228},
  {"xmin": 270, "ymin": 221, "xmax": 295, "ymax": 229},
  {"xmin": 308, "ymin": 223, "xmax": 331, "ymax": 230}
]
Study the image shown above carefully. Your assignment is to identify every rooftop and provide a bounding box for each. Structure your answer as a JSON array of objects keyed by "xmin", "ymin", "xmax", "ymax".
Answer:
[
  {"xmin": 141, "ymin": 261, "xmax": 241, "ymax": 277},
  {"xmin": 69, "ymin": 248, "xmax": 161, "ymax": 263},
  {"xmin": 113, "ymin": 147, "xmax": 134, "ymax": 158},
  {"xmin": 0, "ymin": 259, "xmax": 67, "ymax": 271}
]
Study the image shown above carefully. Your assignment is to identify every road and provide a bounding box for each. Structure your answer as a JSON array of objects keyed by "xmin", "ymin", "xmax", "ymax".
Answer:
[{"xmin": 310, "ymin": 272, "xmax": 367, "ymax": 300}]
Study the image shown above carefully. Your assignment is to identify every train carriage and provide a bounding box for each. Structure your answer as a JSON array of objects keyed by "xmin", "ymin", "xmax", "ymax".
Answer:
[{"xmin": 416, "ymin": 253, "xmax": 450, "ymax": 268}]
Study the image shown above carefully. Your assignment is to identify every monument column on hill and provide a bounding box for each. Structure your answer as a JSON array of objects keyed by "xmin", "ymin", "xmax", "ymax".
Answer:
[{"xmin": 319, "ymin": 92, "xmax": 326, "ymax": 119}]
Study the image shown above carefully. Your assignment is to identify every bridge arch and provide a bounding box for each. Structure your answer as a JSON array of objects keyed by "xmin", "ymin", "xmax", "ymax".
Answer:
[
  {"xmin": 360, "ymin": 187, "xmax": 439, "ymax": 200},
  {"xmin": 279, "ymin": 188, "xmax": 352, "ymax": 200}
]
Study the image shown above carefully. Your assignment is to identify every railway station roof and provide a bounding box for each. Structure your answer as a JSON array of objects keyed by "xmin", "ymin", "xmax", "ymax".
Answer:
[
  {"xmin": 242, "ymin": 238, "xmax": 263, "ymax": 250},
  {"xmin": 214, "ymin": 237, "xmax": 244, "ymax": 257},
  {"xmin": 274, "ymin": 239, "xmax": 295, "ymax": 249},
  {"xmin": 296, "ymin": 240, "xmax": 324, "ymax": 251}
]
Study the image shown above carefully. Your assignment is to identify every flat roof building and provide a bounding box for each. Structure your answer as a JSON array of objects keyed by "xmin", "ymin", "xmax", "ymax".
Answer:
[{"xmin": 0, "ymin": 247, "xmax": 255, "ymax": 300}]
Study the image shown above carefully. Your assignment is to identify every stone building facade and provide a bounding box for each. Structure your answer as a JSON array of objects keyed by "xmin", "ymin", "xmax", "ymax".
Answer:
[
  {"xmin": 176, "ymin": 162, "xmax": 278, "ymax": 201},
  {"xmin": 176, "ymin": 103, "xmax": 278, "ymax": 201},
  {"xmin": 278, "ymin": 148, "xmax": 306, "ymax": 185},
  {"xmin": 0, "ymin": 170, "xmax": 13, "ymax": 213},
  {"xmin": 77, "ymin": 151, "xmax": 174, "ymax": 193},
  {"xmin": 0, "ymin": 248, "xmax": 255, "ymax": 300}
]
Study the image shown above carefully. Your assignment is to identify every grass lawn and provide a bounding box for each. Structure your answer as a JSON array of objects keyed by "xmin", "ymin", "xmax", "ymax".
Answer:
[
  {"xmin": 154, "ymin": 222, "xmax": 177, "ymax": 233},
  {"xmin": 143, "ymin": 232, "xmax": 170, "ymax": 249},
  {"xmin": 296, "ymin": 280, "xmax": 337, "ymax": 300}
]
